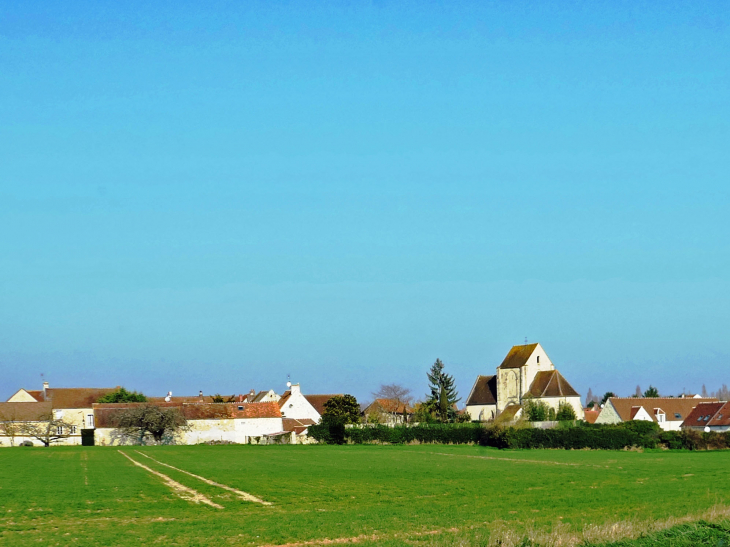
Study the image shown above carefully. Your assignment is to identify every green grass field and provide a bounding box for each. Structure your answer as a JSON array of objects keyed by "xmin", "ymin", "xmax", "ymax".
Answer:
[{"xmin": 1, "ymin": 445, "xmax": 729, "ymax": 546}]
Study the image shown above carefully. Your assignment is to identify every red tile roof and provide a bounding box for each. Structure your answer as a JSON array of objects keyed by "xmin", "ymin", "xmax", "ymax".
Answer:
[
  {"xmin": 147, "ymin": 396, "xmax": 217, "ymax": 404},
  {"xmin": 608, "ymin": 397, "xmax": 718, "ymax": 423},
  {"xmin": 282, "ymin": 418, "xmax": 315, "ymax": 434},
  {"xmin": 278, "ymin": 391, "xmax": 292, "ymax": 408},
  {"xmin": 303, "ymin": 394, "xmax": 342, "ymax": 415},
  {"xmin": 364, "ymin": 399, "xmax": 413, "ymax": 415},
  {"xmin": 0, "ymin": 401, "xmax": 53, "ymax": 421},
  {"xmin": 583, "ymin": 410, "xmax": 600, "ymax": 424},
  {"xmin": 709, "ymin": 402, "xmax": 730, "ymax": 427},
  {"xmin": 44, "ymin": 387, "xmax": 119, "ymax": 409},
  {"xmin": 93, "ymin": 401, "xmax": 281, "ymax": 428},
  {"xmin": 681, "ymin": 402, "xmax": 727, "ymax": 428}
]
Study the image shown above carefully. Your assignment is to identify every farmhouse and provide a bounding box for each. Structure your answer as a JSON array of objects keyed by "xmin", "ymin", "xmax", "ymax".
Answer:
[
  {"xmin": 3, "ymin": 382, "xmax": 118, "ymax": 446},
  {"xmin": 465, "ymin": 343, "xmax": 583, "ymax": 421},
  {"xmin": 278, "ymin": 384, "xmax": 340, "ymax": 423},
  {"xmin": 595, "ymin": 397, "xmax": 718, "ymax": 431},
  {"xmin": 94, "ymin": 401, "xmax": 283, "ymax": 445}
]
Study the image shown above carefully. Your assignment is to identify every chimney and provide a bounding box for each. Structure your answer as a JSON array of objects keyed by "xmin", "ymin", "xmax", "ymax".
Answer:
[
  {"xmin": 198, "ymin": 390, "xmax": 204, "ymax": 402},
  {"xmin": 43, "ymin": 381, "xmax": 49, "ymax": 401},
  {"xmin": 238, "ymin": 394, "xmax": 243, "ymax": 403},
  {"xmin": 291, "ymin": 383, "xmax": 301, "ymax": 395}
]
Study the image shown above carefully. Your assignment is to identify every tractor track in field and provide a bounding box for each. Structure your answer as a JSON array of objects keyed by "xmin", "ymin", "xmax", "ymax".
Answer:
[
  {"xmin": 134, "ymin": 450, "xmax": 272, "ymax": 505},
  {"xmin": 118, "ymin": 451, "xmax": 223, "ymax": 509},
  {"xmin": 430, "ymin": 451, "xmax": 613, "ymax": 468}
]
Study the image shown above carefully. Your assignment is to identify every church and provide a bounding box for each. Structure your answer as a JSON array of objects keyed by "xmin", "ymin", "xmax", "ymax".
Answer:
[{"xmin": 465, "ymin": 343, "xmax": 583, "ymax": 422}]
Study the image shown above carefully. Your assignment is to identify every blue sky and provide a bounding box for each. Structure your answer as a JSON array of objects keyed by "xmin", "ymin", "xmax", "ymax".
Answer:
[{"xmin": 1, "ymin": 1, "xmax": 728, "ymax": 403}]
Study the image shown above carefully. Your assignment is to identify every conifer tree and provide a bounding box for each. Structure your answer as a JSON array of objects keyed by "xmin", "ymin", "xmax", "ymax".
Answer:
[{"xmin": 426, "ymin": 359, "xmax": 460, "ymax": 422}]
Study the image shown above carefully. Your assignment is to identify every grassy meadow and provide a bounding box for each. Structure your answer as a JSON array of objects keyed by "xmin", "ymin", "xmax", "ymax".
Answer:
[{"xmin": 1, "ymin": 444, "xmax": 729, "ymax": 546}]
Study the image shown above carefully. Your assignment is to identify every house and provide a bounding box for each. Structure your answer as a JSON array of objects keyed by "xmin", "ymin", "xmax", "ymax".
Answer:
[
  {"xmin": 464, "ymin": 375, "xmax": 498, "ymax": 422},
  {"xmin": 681, "ymin": 401, "xmax": 730, "ymax": 432},
  {"xmin": 362, "ymin": 399, "xmax": 413, "ymax": 425},
  {"xmin": 93, "ymin": 401, "xmax": 283, "ymax": 445},
  {"xmin": 3, "ymin": 382, "xmax": 118, "ymax": 446},
  {"xmin": 277, "ymin": 383, "xmax": 340, "ymax": 423},
  {"xmin": 595, "ymin": 397, "xmax": 718, "ymax": 431},
  {"xmin": 465, "ymin": 343, "xmax": 583, "ymax": 421}
]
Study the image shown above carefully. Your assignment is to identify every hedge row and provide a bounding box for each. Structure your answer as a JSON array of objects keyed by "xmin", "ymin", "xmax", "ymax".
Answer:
[
  {"xmin": 309, "ymin": 420, "xmax": 730, "ymax": 450},
  {"xmin": 308, "ymin": 423, "xmax": 483, "ymax": 445},
  {"xmin": 480, "ymin": 422, "xmax": 730, "ymax": 450}
]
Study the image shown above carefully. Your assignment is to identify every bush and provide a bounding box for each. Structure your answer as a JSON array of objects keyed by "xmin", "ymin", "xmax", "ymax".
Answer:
[{"xmin": 555, "ymin": 402, "xmax": 577, "ymax": 421}]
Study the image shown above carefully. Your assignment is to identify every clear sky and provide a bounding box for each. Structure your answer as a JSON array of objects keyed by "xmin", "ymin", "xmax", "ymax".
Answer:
[{"xmin": 1, "ymin": 1, "xmax": 728, "ymax": 403}]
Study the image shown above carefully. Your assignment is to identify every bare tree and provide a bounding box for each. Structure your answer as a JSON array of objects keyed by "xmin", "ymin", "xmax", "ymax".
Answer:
[
  {"xmin": 372, "ymin": 383, "xmax": 413, "ymax": 405},
  {"xmin": 17, "ymin": 412, "xmax": 76, "ymax": 447},
  {"xmin": 711, "ymin": 384, "xmax": 729, "ymax": 401},
  {"xmin": 0, "ymin": 410, "xmax": 20, "ymax": 447},
  {"xmin": 113, "ymin": 404, "xmax": 187, "ymax": 445}
]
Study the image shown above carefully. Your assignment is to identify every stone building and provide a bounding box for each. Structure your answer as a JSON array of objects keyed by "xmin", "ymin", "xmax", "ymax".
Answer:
[{"xmin": 465, "ymin": 343, "xmax": 583, "ymax": 422}]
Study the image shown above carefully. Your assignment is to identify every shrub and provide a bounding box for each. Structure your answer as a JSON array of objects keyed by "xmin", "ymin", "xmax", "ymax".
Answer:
[
  {"xmin": 97, "ymin": 387, "xmax": 147, "ymax": 403},
  {"xmin": 523, "ymin": 397, "xmax": 553, "ymax": 421},
  {"xmin": 555, "ymin": 402, "xmax": 577, "ymax": 421}
]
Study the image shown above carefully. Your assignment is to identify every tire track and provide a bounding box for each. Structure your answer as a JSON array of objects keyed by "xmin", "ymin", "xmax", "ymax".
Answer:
[
  {"xmin": 118, "ymin": 451, "xmax": 223, "ymax": 508},
  {"xmin": 134, "ymin": 450, "xmax": 272, "ymax": 505}
]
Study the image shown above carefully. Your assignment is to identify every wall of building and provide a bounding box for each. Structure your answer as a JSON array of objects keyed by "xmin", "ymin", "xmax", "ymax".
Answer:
[
  {"xmin": 235, "ymin": 417, "xmax": 283, "ymax": 442},
  {"xmin": 594, "ymin": 401, "xmax": 622, "ymax": 425},
  {"xmin": 281, "ymin": 385, "xmax": 321, "ymax": 422},
  {"xmin": 465, "ymin": 404, "xmax": 497, "ymax": 422}
]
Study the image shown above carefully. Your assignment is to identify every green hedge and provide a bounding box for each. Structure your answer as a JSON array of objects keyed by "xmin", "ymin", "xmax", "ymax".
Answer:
[
  {"xmin": 308, "ymin": 423, "xmax": 483, "ymax": 445},
  {"xmin": 479, "ymin": 422, "xmax": 730, "ymax": 450},
  {"xmin": 309, "ymin": 421, "xmax": 730, "ymax": 450}
]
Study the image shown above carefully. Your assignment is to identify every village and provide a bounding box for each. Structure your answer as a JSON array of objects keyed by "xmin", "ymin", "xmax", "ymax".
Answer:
[{"xmin": 2, "ymin": 342, "xmax": 727, "ymax": 448}]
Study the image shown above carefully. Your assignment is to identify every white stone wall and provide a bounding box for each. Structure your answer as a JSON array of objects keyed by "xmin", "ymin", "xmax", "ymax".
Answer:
[
  {"xmin": 95, "ymin": 416, "xmax": 284, "ymax": 445},
  {"xmin": 235, "ymin": 417, "xmax": 284, "ymax": 442},
  {"xmin": 594, "ymin": 401, "xmax": 622, "ymax": 424},
  {"xmin": 465, "ymin": 404, "xmax": 497, "ymax": 422},
  {"xmin": 184, "ymin": 419, "xmax": 238, "ymax": 444}
]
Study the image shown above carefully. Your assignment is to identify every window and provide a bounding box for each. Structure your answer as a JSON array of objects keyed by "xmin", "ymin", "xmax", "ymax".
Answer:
[
  {"xmin": 56, "ymin": 426, "xmax": 63, "ymax": 435},
  {"xmin": 674, "ymin": 413, "xmax": 682, "ymax": 419},
  {"xmin": 536, "ymin": 356, "xmax": 540, "ymax": 364},
  {"xmin": 86, "ymin": 414, "xmax": 94, "ymax": 428},
  {"xmin": 70, "ymin": 426, "xmax": 77, "ymax": 434},
  {"xmin": 704, "ymin": 415, "xmax": 711, "ymax": 421},
  {"xmin": 238, "ymin": 406, "xmax": 243, "ymax": 410},
  {"xmin": 657, "ymin": 414, "xmax": 665, "ymax": 422}
]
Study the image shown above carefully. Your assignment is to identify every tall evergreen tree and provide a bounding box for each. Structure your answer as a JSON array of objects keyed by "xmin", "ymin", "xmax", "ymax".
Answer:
[{"xmin": 426, "ymin": 359, "xmax": 460, "ymax": 422}]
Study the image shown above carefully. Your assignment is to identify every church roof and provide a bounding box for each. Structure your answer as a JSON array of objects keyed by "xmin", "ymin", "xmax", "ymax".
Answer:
[
  {"xmin": 498, "ymin": 344, "xmax": 538, "ymax": 369},
  {"xmin": 465, "ymin": 375, "xmax": 497, "ymax": 406},
  {"xmin": 527, "ymin": 370, "xmax": 580, "ymax": 398}
]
